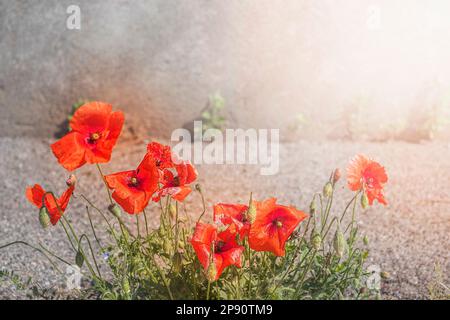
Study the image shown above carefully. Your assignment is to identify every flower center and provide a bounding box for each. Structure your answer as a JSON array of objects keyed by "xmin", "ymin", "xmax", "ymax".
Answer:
[
  {"xmin": 215, "ymin": 241, "xmax": 225, "ymax": 253},
  {"xmin": 274, "ymin": 220, "xmax": 283, "ymax": 228},
  {"xmin": 172, "ymin": 176, "xmax": 180, "ymax": 187},
  {"xmin": 130, "ymin": 177, "xmax": 139, "ymax": 187},
  {"xmin": 88, "ymin": 132, "xmax": 101, "ymax": 144}
]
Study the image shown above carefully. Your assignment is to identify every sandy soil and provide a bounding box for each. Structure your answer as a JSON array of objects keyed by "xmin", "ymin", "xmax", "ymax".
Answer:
[{"xmin": 0, "ymin": 137, "xmax": 449, "ymax": 299}]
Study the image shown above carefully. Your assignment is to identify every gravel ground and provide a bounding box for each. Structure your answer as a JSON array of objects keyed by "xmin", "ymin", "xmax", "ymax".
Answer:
[{"xmin": 0, "ymin": 137, "xmax": 449, "ymax": 299}]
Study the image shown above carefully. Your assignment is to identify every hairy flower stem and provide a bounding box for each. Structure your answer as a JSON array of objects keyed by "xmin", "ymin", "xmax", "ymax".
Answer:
[
  {"xmin": 340, "ymin": 191, "xmax": 360, "ymax": 224},
  {"xmin": 81, "ymin": 194, "xmax": 120, "ymax": 244},
  {"xmin": 79, "ymin": 234, "xmax": 103, "ymax": 279},
  {"xmin": 136, "ymin": 215, "xmax": 141, "ymax": 238},
  {"xmin": 196, "ymin": 185, "xmax": 207, "ymax": 223},
  {"xmin": 96, "ymin": 163, "xmax": 113, "ymax": 205},
  {"xmin": 0, "ymin": 241, "xmax": 65, "ymax": 273},
  {"xmin": 143, "ymin": 209, "xmax": 149, "ymax": 237},
  {"xmin": 151, "ymin": 254, "xmax": 174, "ymax": 300},
  {"xmin": 206, "ymin": 280, "xmax": 211, "ymax": 300},
  {"xmin": 295, "ymin": 249, "xmax": 317, "ymax": 296},
  {"xmin": 86, "ymin": 206, "xmax": 103, "ymax": 249},
  {"xmin": 320, "ymin": 187, "xmax": 334, "ymax": 234}
]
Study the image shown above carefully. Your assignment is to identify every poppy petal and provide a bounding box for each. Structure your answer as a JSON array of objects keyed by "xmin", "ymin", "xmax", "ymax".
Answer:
[{"xmin": 51, "ymin": 131, "xmax": 87, "ymax": 171}]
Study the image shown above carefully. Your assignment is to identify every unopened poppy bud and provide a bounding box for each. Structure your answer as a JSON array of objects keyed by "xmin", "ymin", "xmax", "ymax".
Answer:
[
  {"xmin": 108, "ymin": 203, "xmax": 122, "ymax": 218},
  {"xmin": 163, "ymin": 239, "xmax": 172, "ymax": 253},
  {"xmin": 323, "ymin": 182, "xmax": 333, "ymax": 198},
  {"xmin": 195, "ymin": 184, "xmax": 202, "ymax": 193},
  {"xmin": 311, "ymin": 231, "xmax": 322, "ymax": 250},
  {"xmin": 168, "ymin": 204, "xmax": 176, "ymax": 221},
  {"xmin": 333, "ymin": 168, "xmax": 341, "ymax": 184},
  {"xmin": 333, "ymin": 228, "xmax": 347, "ymax": 258},
  {"xmin": 172, "ymin": 252, "xmax": 183, "ymax": 274},
  {"xmin": 309, "ymin": 200, "xmax": 316, "ymax": 215},
  {"xmin": 75, "ymin": 250, "xmax": 84, "ymax": 268},
  {"xmin": 361, "ymin": 193, "xmax": 369, "ymax": 209},
  {"xmin": 122, "ymin": 278, "xmax": 131, "ymax": 296},
  {"xmin": 39, "ymin": 206, "xmax": 51, "ymax": 229},
  {"xmin": 247, "ymin": 203, "xmax": 257, "ymax": 224},
  {"xmin": 178, "ymin": 240, "xmax": 185, "ymax": 250},
  {"xmin": 66, "ymin": 174, "xmax": 77, "ymax": 187},
  {"xmin": 206, "ymin": 262, "xmax": 217, "ymax": 282}
]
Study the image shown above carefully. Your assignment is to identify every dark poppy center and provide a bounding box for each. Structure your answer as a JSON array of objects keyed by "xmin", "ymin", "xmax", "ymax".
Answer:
[
  {"xmin": 273, "ymin": 219, "xmax": 283, "ymax": 228},
  {"xmin": 215, "ymin": 241, "xmax": 225, "ymax": 253},
  {"xmin": 172, "ymin": 176, "xmax": 180, "ymax": 187},
  {"xmin": 87, "ymin": 132, "xmax": 101, "ymax": 144},
  {"xmin": 129, "ymin": 176, "xmax": 139, "ymax": 187}
]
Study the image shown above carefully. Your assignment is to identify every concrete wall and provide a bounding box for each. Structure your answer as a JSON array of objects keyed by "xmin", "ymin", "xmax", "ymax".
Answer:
[{"xmin": 1, "ymin": 0, "xmax": 450, "ymax": 140}]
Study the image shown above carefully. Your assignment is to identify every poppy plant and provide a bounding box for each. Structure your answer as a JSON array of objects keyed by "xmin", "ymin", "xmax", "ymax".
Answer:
[
  {"xmin": 248, "ymin": 198, "xmax": 308, "ymax": 256},
  {"xmin": 190, "ymin": 222, "xmax": 244, "ymax": 281},
  {"xmin": 347, "ymin": 154, "xmax": 388, "ymax": 206},
  {"xmin": 25, "ymin": 183, "xmax": 75, "ymax": 225},
  {"xmin": 213, "ymin": 203, "xmax": 250, "ymax": 239},
  {"xmin": 153, "ymin": 156, "xmax": 198, "ymax": 202},
  {"xmin": 51, "ymin": 101, "xmax": 124, "ymax": 171},
  {"xmin": 104, "ymin": 153, "xmax": 159, "ymax": 214}
]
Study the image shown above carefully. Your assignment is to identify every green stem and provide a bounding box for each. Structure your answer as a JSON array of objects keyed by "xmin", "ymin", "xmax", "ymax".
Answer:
[
  {"xmin": 143, "ymin": 209, "xmax": 149, "ymax": 237},
  {"xmin": 136, "ymin": 214, "xmax": 141, "ymax": 238},
  {"xmin": 96, "ymin": 163, "xmax": 113, "ymax": 205},
  {"xmin": 0, "ymin": 241, "xmax": 63, "ymax": 274},
  {"xmin": 86, "ymin": 206, "xmax": 103, "ymax": 249}
]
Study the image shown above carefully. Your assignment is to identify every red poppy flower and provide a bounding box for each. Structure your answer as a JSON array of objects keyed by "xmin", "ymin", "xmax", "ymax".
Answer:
[
  {"xmin": 213, "ymin": 203, "xmax": 250, "ymax": 239},
  {"xmin": 347, "ymin": 154, "xmax": 388, "ymax": 206},
  {"xmin": 248, "ymin": 198, "xmax": 308, "ymax": 257},
  {"xmin": 105, "ymin": 154, "xmax": 159, "ymax": 214},
  {"xmin": 190, "ymin": 222, "xmax": 244, "ymax": 281},
  {"xmin": 51, "ymin": 101, "xmax": 124, "ymax": 171},
  {"xmin": 146, "ymin": 142, "xmax": 173, "ymax": 170},
  {"xmin": 153, "ymin": 157, "xmax": 198, "ymax": 202},
  {"xmin": 25, "ymin": 184, "xmax": 75, "ymax": 225}
]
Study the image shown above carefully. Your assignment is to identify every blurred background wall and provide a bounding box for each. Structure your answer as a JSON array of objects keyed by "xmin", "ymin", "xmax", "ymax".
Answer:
[{"xmin": 1, "ymin": 0, "xmax": 450, "ymax": 141}]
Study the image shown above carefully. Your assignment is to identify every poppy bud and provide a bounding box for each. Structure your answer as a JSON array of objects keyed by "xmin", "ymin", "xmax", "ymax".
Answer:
[
  {"xmin": 195, "ymin": 183, "xmax": 202, "ymax": 193},
  {"xmin": 323, "ymin": 182, "xmax": 333, "ymax": 198},
  {"xmin": 172, "ymin": 252, "xmax": 183, "ymax": 274},
  {"xmin": 310, "ymin": 231, "xmax": 322, "ymax": 250},
  {"xmin": 178, "ymin": 240, "xmax": 185, "ymax": 250},
  {"xmin": 247, "ymin": 202, "xmax": 257, "ymax": 224},
  {"xmin": 309, "ymin": 199, "xmax": 316, "ymax": 215},
  {"xmin": 66, "ymin": 174, "xmax": 77, "ymax": 187},
  {"xmin": 333, "ymin": 168, "xmax": 341, "ymax": 184},
  {"xmin": 39, "ymin": 206, "xmax": 51, "ymax": 229},
  {"xmin": 380, "ymin": 271, "xmax": 390, "ymax": 279},
  {"xmin": 122, "ymin": 278, "xmax": 131, "ymax": 297},
  {"xmin": 75, "ymin": 250, "xmax": 84, "ymax": 268},
  {"xmin": 108, "ymin": 203, "xmax": 122, "ymax": 218},
  {"xmin": 169, "ymin": 204, "xmax": 176, "ymax": 221},
  {"xmin": 206, "ymin": 262, "xmax": 217, "ymax": 282},
  {"xmin": 333, "ymin": 228, "xmax": 347, "ymax": 258},
  {"xmin": 361, "ymin": 193, "xmax": 369, "ymax": 209},
  {"xmin": 163, "ymin": 239, "xmax": 172, "ymax": 254}
]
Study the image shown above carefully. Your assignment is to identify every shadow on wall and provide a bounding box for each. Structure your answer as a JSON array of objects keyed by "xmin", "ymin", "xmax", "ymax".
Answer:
[{"xmin": 1, "ymin": 1, "xmax": 450, "ymax": 142}]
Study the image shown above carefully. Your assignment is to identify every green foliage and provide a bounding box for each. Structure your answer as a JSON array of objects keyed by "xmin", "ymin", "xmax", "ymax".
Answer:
[
  {"xmin": 89, "ymin": 175, "xmax": 379, "ymax": 300},
  {"xmin": 199, "ymin": 93, "xmax": 226, "ymax": 134}
]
